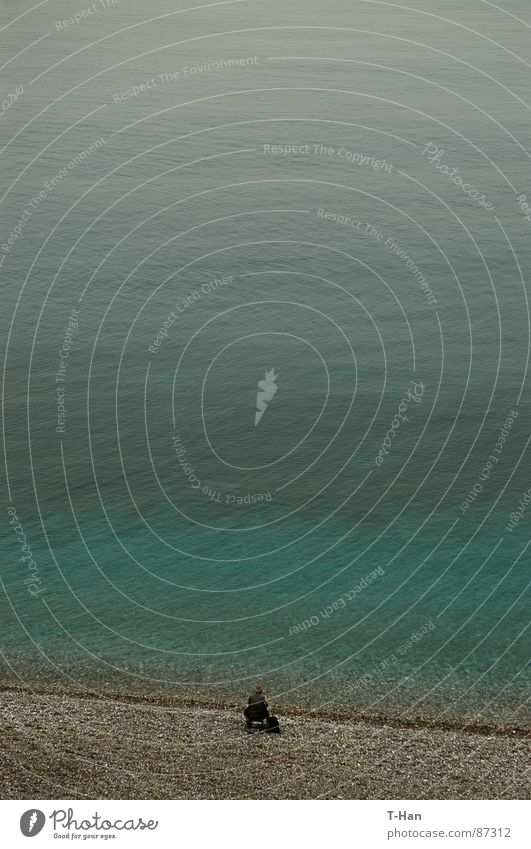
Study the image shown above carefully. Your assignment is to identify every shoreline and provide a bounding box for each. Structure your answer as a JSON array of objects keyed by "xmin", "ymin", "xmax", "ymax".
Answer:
[
  {"xmin": 1, "ymin": 682, "xmax": 529, "ymax": 739},
  {"xmin": 1, "ymin": 683, "xmax": 529, "ymax": 799}
]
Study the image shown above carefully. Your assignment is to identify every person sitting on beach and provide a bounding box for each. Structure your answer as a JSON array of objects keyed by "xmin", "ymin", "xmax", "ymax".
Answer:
[{"xmin": 244, "ymin": 683, "xmax": 269, "ymax": 726}]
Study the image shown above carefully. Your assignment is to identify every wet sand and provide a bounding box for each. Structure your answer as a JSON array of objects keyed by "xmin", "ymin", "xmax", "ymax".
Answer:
[{"xmin": 0, "ymin": 684, "xmax": 529, "ymax": 799}]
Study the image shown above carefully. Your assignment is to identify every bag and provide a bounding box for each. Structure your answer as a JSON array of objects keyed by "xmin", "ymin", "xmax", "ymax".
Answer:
[{"xmin": 265, "ymin": 714, "xmax": 281, "ymax": 733}]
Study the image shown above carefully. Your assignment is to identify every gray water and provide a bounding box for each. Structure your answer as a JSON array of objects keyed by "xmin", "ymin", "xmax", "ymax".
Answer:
[{"xmin": 1, "ymin": 0, "xmax": 530, "ymax": 720}]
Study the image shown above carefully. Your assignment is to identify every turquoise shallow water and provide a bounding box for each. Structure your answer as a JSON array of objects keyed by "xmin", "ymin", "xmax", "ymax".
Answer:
[{"xmin": 1, "ymin": 0, "xmax": 530, "ymax": 718}]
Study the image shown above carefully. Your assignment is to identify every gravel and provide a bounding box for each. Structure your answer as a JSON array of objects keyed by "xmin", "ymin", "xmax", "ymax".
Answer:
[{"xmin": 1, "ymin": 686, "xmax": 529, "ymax": 799}]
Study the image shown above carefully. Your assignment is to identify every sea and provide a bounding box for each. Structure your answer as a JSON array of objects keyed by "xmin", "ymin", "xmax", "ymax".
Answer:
[{"xmin": 1, "ymin": 0, "xmax": 529, "ymax": 722}]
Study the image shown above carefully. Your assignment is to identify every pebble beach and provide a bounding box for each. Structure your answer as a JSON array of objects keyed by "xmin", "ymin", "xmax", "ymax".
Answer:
[{"xmin": 1, "ymin": 685, "xmax": 528, "ymax": 800}]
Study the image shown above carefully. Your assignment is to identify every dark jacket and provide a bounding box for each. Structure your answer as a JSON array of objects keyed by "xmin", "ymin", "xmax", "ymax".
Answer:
[{"xmin": 245, "ymin": 690, "xmax": 269, "ymax": 721}]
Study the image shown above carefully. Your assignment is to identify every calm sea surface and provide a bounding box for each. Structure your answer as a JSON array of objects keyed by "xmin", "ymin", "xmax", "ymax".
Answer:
[{"xmin": 1, "ymin": 0, "xmax": 529, "ymax": 719}]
